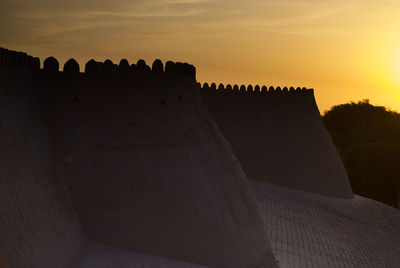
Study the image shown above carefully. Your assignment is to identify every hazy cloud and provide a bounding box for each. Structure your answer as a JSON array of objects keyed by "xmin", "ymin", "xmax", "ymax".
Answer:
[{"xmin": 2, "ymin": 0, "xmax": 398, "ymax": 45}]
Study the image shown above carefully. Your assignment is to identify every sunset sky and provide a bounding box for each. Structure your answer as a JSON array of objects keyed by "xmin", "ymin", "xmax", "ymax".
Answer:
[{"xmin": 1, "ymin": 0, "xmax": 400, "ymax": 112}]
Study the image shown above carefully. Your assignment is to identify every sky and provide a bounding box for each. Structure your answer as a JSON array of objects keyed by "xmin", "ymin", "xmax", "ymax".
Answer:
[{"xmin": 1, "ymin": 0, "xmax": 400, "ymax": 113}]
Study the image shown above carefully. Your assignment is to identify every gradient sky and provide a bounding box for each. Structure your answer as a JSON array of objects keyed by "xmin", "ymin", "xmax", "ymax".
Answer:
[{"xmin": 1, "ymin": 0, "xmax": 400, "ymax": 112}]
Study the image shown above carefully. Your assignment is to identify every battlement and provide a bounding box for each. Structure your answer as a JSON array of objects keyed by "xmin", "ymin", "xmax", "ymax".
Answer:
[
  {"xmin": 1, "ymin": 47, "xmax": 315, "ymax": 97},
  {"xmin": 0, "ymin": 48, "xmax": 196, "ymax": 81},
  {"xmin": 200, "ymin": 82, "xmax": 314, "ymax": 96},
  {"xmin": 81, "ymin": 58, "xmax": 196, "ymax": 80}
]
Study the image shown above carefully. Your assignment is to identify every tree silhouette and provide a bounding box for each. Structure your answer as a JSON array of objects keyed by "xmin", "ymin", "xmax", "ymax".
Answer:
[{"xmin": 323, "ymin": 100, "xmax": 400, "ymax": 207}]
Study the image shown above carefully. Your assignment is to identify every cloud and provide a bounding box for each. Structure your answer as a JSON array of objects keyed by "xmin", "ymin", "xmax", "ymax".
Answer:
[
  {"xmin": 1, "ymin": 0, "xmax": 400, "ymax": 47},
  {"xmin": 0, "ymin": 0, "xmax": 209, "ymax": 45}
]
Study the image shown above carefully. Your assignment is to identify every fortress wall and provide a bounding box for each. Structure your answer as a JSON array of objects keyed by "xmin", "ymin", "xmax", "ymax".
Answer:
[
  {"xmin": 201, "ymin": 83, "xmax": 353, "ymax": 198},
  {"xmin": 0, "ymin": 50, "xmax": 86, "ymax": 268},
  {"xmin": 36, "ymin": 58, "xmax": 277, "ymax": 268}
]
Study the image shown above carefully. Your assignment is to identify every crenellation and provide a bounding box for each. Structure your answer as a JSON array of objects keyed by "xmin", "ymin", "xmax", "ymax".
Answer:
[
  {"xmin": 198, "ymin": 80, "xmax": 316, "ymax": 102},
  {"xmin": 63, "ymin": 58, "xmax": 80, "ymax": 74},
  {"xmin": 267, "ymin": 86, "xmax": 274, "ymax": 93},
  {"xmin": 85, "ymin": 59, "xmax": 100, "ymax": 75},
  {"xmin": 29, "ymin": 56, "xmax": 197, "ymax": 79},
  {"xmin": 182, "ymin": 63, "xmax": 189, "ymax": 74},
  {"xmin": 44, "ymin": 56, "xmax": 59, "ymax": 72},
  {"xmin": 183, "ymin": 63, "xmax": 191, "ymax": 76},
  {"xmin": 152, "ymin": 59, "xmax": 164, "ymax": 74},
  {"xmin": 199, "ymin": 82, "xmax": 315, "ymax": 103},
  {"xmin": 1, "ymin": 47, "xmax": 314, "ymax": 107},
  {"xmin": 171, "ymin": 61, "xmax": 195, "ymax": 78},
  {"xmin": 118, "ymin": 59, "xmax": 130, "ymax": 73},
  {"xmin": 188, "ymin": 64, "xmax": 196, "ymax": 79},
  {"xmin": 136, "ymin": 59, "xmax": 149, "ymax": 72},
  {"xmin": 32, "ymin": 57, "xmax": 40, "ymax": 70},
  {"xmin": 96, "ymin": 62, "xmax": 104, "ymax": 74},
  {"xmin": 26, "ymin": 55, "xmax": 39, "ymax": 70},
  {"xmin": 175, "ymin": 62, "xmax": 184, "ymax": 74},
  {"xmin": 165, "ymin": 61, "xmax": 175, "ymax": 74},
  {"xmin": 102, "ymin": 59, "xmax": 116, "ymax": 74}
]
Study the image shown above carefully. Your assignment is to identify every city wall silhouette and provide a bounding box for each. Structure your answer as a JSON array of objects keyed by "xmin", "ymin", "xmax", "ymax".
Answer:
[
  {"xmin": 201, "ymin": 83, "xmax": 353, "ymax": 198},
  {"xmin": 0, "ymin": 48, "xmax": 86, "ymax": 268},
  {"xmin": 0, "ymin": 48, "xmax": 277, "ymax": 268}
]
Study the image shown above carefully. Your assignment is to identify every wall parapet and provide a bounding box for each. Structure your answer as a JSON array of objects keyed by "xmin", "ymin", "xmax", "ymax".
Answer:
[
  {"xmin": 200, "ymin": 82, "xmax": 314, "ymax": 96},
  {"xmin": 59, "ymin": 56, "xmax": 196, "ymax": 80},
  {"xmin": 0, "ymin": 47, "xmax": 196, "ymax": 81},
  {"xmin": 1, "ymin": 47, "xmax": 315, "ymax": 98}
]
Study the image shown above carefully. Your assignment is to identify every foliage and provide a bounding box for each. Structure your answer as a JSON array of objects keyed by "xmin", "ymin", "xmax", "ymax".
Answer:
[{"xmin": 323, "ymin": 100, "xmax": 400, "ymax": 207}]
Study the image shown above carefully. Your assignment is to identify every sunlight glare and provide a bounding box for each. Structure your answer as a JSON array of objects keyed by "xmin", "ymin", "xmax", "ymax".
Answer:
[
  {"xmin": 395, "ymin": 51, "xmax": 400, "ymax": 86},
  {"xmin": 397, "ymin": 52, "xmax": 400, "ymax": 76}
]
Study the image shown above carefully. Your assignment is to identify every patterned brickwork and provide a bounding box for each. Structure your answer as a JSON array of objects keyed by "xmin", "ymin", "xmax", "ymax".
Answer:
[{"xmin": 252, "ymin": 180, "xmax": 400, "ymax": 268}]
